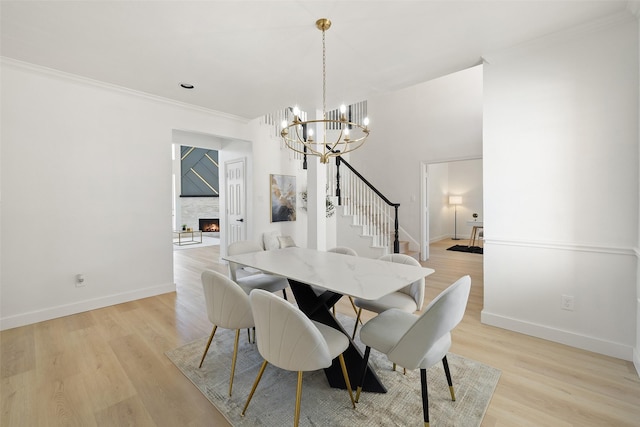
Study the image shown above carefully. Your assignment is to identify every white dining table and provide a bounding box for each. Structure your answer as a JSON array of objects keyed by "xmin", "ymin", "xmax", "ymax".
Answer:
[
  {"xmin": 223, "ymin": 246, "xmax": 435, "ymax": 393},
  {"xmin": 224, "ymin": 246, "xmax": 434, "ymax": 300}
]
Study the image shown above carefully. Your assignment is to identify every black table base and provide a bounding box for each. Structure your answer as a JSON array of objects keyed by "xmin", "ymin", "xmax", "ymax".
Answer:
[{"xmin": 288, "ymin": 279, "xmax": 387, "ymax": 393}]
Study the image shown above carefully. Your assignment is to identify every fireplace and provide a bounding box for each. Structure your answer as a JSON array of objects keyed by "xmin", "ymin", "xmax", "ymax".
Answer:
[{"xmin": 199, "ymin": 218, "xmax": 220, "ymax": 233}]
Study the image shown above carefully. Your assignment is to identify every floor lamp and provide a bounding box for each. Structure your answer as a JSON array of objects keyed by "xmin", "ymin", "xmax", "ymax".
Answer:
[{"xmin": 449, "ymin": 196, "xmax": 462, "ymax": 240}]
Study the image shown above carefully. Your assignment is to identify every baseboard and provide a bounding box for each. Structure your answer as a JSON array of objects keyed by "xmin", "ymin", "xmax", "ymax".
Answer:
[
  {"xmin": 481, "ymin": 310, "xmax": 634, "ymax": 362},
  {"xmin": 634, "ymin": 347, "xmax": 640, "ymax": 377},
  {"xmin": 0, "ymin": 282, "xmax": 176, "ymax": 331}
]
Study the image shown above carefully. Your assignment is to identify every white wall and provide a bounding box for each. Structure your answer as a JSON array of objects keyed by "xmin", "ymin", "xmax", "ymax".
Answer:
[
  {"xmin": 245, "ymin": 118, "xmax": 308, "ymax": 249},
  {"xmin": 0, "ymin": 59, "xmax": 250, "ymax": 329},
  {"xmin": 350, "ymin": 65, "xmax": 484, "ymax": 246},
  {"xmin": 427, "ymin": 162, "xmax": 450, "ymax": 242},
  {"xmin": 482, "ymin": 14, "xmax": 638, "ymax": 360},
  {"xmin": 634, "ymin": 3, "xmax": 640, "ymax": 374}
]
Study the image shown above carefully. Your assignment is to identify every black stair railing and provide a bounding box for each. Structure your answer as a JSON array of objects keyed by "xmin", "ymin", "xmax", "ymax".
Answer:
[{"xmin": 333, "ymin": 155, "xmax": 401, "ymax": 253}]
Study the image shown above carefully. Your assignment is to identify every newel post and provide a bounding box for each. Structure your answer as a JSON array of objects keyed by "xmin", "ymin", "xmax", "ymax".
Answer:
[
  {"xmin": 335, "ymin": 156, "xmax": 342, "ymax": 205},
  {"xmin": 393, "ymin": 205, "xmax": 400, "ymax": 253}
]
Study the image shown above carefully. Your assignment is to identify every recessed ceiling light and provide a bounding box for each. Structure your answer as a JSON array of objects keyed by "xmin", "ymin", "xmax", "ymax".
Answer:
[{"xmin": 180, "ymin": 83, "xmax": 194, "ymax": 89}]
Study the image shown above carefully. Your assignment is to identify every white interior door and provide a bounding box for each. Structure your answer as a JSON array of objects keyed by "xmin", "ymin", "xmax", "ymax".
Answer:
[{"xmin": 225, "ymin": 158, "xmax": 246, "ymax": 244}]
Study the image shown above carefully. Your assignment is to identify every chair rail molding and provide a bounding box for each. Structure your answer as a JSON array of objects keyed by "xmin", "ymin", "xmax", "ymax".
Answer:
[{"xmin": 485, "ymin": 238, "xmax": 636, "ymax": 257}]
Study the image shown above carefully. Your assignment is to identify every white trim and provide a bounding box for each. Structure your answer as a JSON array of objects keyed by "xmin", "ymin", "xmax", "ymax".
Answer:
[
  {"xmin": 0, "ymin": 282, "xmax": 176, "ymax": 331},
  {"xmin": 482, "ymin": 10, "xmax": 635, "ymax": 65},
  {"xmin": 485, "ymin": 238, "xmax": 636, "ymax": 257},
  {"xmin": 398, "ymin": 224, "xmax": 420, "ymax": 254},
  {"xmin": 634, "ymin": 347, "xmax": 640, "ymax": 377},
  {"xmin": 420, "ymin": 162, "xmax": 429, "ymax": 261},
  {"xmin": 421, "ymin": 155, "xmax": 482, "ymax": 166},
  {"xmin": 481, "ymin": 310, "xmax": 634, "ymax": 361},
  {"xmin": 1, "ymin": 57, "xmax": 250, "ymax": 123}
]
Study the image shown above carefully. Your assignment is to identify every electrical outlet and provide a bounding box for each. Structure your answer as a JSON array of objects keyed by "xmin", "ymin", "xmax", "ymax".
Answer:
[{"xmin": 561, "ymin": 294, "xmax": 574, "ymax": 311}]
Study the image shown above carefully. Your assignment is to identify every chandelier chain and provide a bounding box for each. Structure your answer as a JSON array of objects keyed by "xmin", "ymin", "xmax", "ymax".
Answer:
[
  {"xmin": 322, "ymin": 26, "xmax": 327, "ymax": 122},
  {"xmin": 279, "ymin": 18, "xmax": 369, "ymax": 164}
]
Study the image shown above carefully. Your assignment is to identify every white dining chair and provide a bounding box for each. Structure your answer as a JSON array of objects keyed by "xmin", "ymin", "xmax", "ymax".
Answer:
[
  {"xmin": 241, "ymin": 289, "xmax": 356, "ymax": 427},
  {"xmin": 351, "ymin": 253, "xmax": 425, "ymax": 339},
  {"xmin": 227, "ymin": 240, "xmax": 289, "ymax": 299},
  {"xmin": 355, "ymin": 275, "xmax": 471, "ymax": 427},
  {"xmin": 199, "ymin": 269, "xmax": 255, "ymax": 396},
  {"xmin": 327, "ymin": 246, "xmax": 359, "ymax": 315}
]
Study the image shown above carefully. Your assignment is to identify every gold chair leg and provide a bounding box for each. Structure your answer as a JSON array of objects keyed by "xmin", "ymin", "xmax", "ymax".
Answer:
[
  {"xmin": 198, "ymin": 325, "xmax": 217, "ymax": 368},
  {"xmin": 442, "ymin": 356, "xmax": 456, "ymax": 401},
  {"xmin": 348, "ymin": 297, "xmax": 361, "ymax": 321},
  {"xmin": 294, "ymin": 371, "xmax": 303, "ymax": 427},
  {"xmin": 391, "ymin": 363, "xmax": 406, "ymax": 375},
  {"xmin": 228, "ymin": 329, "xmax": 240, "ymax": 396},
  {"xmin": 241, "ymin": 360, "xmax": 268, "ymax": 416},
  {"xmin": 352, "ymin": 308, "xmax": 362, "ymax": 339},
  {"xmin": 338, "ymin": 354, "xmax": 356, "ymax": 408}
]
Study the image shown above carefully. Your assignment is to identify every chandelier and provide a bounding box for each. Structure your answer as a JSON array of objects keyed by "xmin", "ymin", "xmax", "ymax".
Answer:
[{"xmin": 280, "ymin": 18, "xmax": 370, "ymax": 164}]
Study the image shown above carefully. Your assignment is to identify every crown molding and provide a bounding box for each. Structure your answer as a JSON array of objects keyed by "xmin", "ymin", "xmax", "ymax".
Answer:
[
  {"xmin": 482, "ymin": 10, "xmax": 636, "ymax": 65},
  {"xmin": 0, "ymin": 56, "xmax": 250, "ymax": 124}
]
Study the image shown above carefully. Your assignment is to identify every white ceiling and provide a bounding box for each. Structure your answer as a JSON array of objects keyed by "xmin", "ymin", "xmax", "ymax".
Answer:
[{"xmin": 0, "ymin": 1, "xmax": 632, "ymax": 119}]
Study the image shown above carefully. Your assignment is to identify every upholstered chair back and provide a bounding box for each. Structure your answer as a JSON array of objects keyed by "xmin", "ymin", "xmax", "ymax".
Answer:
[
  {"xmin": 201, "ymin": 269, "xmax": 254, "ymax": 330},
  {"xmin": 249, "ymin": 289, "xmax": 333, "ymax": 372},
  {"xmin": 387, "ymin": 275, "xmax": 471, "ymax": 370},
  {"xmin": 227, "ymin": 240, "xmax": 264, "ymax": 281},
  {"xmin": 379, "ymin": 253, "xmax": 426, "ymax": 310},
  {"xmin": 328, "ymin": 246, "xmax": 358, "ymax": 256}
]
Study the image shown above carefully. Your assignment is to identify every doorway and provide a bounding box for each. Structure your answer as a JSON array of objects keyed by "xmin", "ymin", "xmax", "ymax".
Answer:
[
  {"xmin": 421, "ymin": 158, "xmax": 483, "ymax": 260},
  {"xmin": 171, "ymin": 129, "xmax": 252, "ymax": 255},
  {"xmin": 225, "ymin": 157, "xmax": 247, "ymax": 245}
]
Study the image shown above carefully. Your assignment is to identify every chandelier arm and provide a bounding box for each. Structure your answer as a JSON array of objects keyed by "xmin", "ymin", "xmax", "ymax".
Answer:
[
  {"xmin": 339, "ymin": 139, "xmax": 367, "ymax": 153},
  {"xmin": 283, "ymin": 138, "xmax": 322, "ymax": 158},
  {"xmin": 293, "ymin": 125, "xmax": 305, "ymax": 143},
  {"xmin": 280, "ymin": 18, "xmax": 369, "ymax": 163}
]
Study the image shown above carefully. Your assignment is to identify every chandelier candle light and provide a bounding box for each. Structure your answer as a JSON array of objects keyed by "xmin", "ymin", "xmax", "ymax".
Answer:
[{"xmin": 280, "ymin": 18, "xmax": 370, "ymax": 163}]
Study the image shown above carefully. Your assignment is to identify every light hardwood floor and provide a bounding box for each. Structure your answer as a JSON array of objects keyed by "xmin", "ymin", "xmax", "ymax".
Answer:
[{"xmin": 2, "ymin": 239, "xmax": 639, "ymax": 426}]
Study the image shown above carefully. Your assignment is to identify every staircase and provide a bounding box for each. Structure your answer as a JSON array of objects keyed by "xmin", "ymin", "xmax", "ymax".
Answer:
[
  {"xmin": 328, "ymin": 156, "xmax": 420, "ymax": 260},
  {"xmin": 262, "ymin": 104, "xmax": 420, "ymax": 260},
  {"xmin": 335, "ymin": 204, "xmax": 419, "ymax": 259},
  {"xmin": 397, "ymin": 240, "xmax": 419, "ymax": 259}
]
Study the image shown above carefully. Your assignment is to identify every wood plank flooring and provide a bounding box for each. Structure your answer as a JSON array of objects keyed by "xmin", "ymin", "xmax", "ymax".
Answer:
[{"xmin": 2, "ymin": 239, "xmax": 639, "ymax": 426}]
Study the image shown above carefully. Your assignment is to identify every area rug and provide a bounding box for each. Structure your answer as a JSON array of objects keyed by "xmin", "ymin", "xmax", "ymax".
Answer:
[
  {"xmin": 447, "ymin": 245, "xmax": 483, "ymax": 255},
  {"xmin": 166, "ymin": 315, "xmax": 500, "ymax": 426}
]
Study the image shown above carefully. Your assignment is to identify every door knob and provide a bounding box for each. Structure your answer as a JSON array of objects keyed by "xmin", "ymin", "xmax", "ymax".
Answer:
[{"xmin": 236, "ymin": 218, "xmax": 244, "ymax": 222}]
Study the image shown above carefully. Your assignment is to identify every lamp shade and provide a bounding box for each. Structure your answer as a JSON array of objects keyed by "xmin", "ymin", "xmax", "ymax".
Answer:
[{"xmin": 449, "ymin": 196, "xmax": 462, "ymax": 205}]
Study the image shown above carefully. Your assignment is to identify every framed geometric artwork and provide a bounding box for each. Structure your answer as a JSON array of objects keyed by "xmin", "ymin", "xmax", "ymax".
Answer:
[
  {"xmin": 270, "ymin": 174, "xmax": 296, "ymax": 222},
  {"xmin": 180, "ymin": 146, "xmax": 219, "ymax": 197}
]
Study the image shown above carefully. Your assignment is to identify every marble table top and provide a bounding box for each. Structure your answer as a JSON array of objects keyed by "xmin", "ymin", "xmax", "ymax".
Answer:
[{"xmin": 223, "ymin": 247, "xmax": 434, "ymax": 300}]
